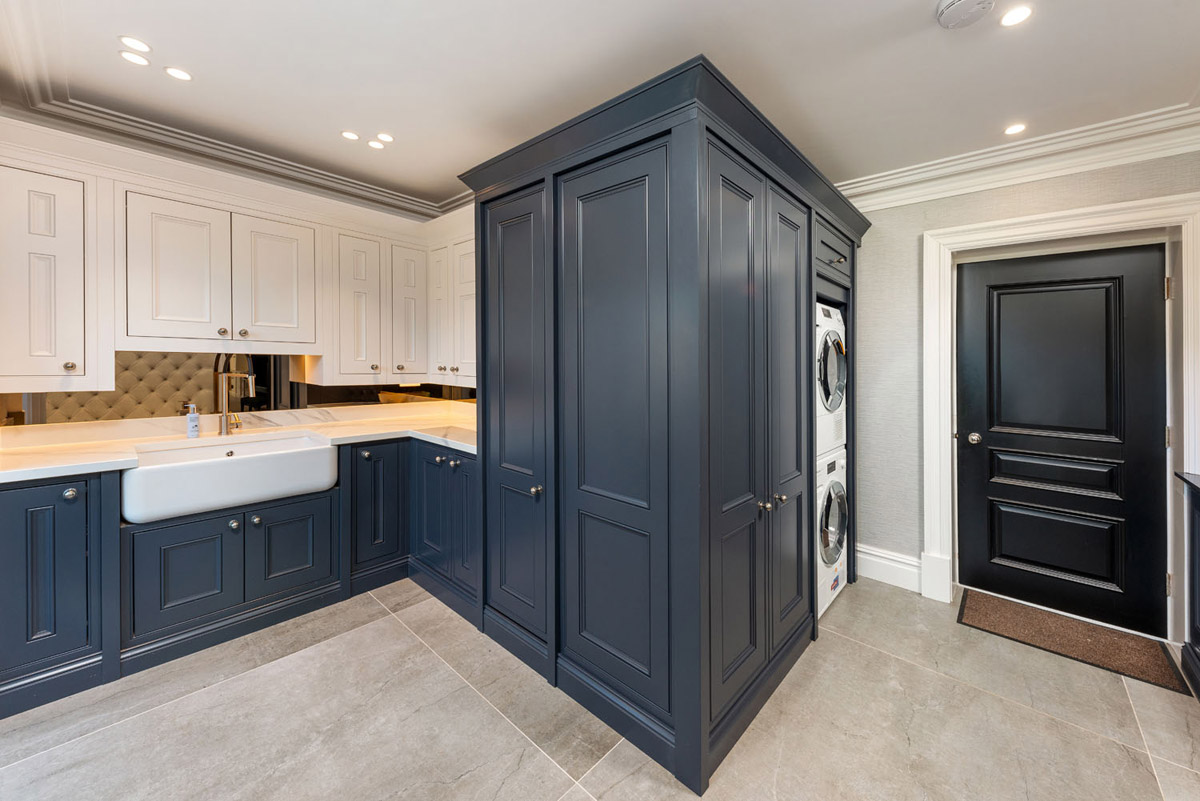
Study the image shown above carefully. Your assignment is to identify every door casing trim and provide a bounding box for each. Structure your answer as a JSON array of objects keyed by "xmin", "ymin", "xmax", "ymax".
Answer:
[{"xmin": 921, "ymin": 191, "xmax": 1200, "ymax": 641}]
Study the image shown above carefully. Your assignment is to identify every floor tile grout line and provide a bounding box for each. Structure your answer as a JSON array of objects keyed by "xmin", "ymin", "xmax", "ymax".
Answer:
[
  {"xmin": 0, "ymin": 598, "xmax": 395, "ymax": 775},
  {"xmin": 1150, "ymin": 754, "xmax": 1200, "ymax": 777},
  {"xmin": 1123, "ymin": 676, "xmax": 1168, "ymax": 801},
  {"xmin": 368, "ymin": 591, "xmax": 582, "ymax": 787},
  {"xmin": 822, "ymin": 628, "xmax": 1153, "ymax": 755},
  {"xmin": 574, "ymin": 737, "xmax": 625, "ymax": 786}
]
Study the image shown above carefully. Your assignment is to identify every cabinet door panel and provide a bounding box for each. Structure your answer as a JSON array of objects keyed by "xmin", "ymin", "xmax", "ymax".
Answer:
[
  {"xmin": 338, "ymin": 234, "xmax": 382, "ymax": 375},
  {"xmin": 428, "ymin": 245, "xmax": 452, "ymax": 375},
  {"xmin": 449, "ymin": 455, "xmax": 481, "ymax": 595},
  {"xmin": 451, "ymin": 238, "xmax": 477, "ymax": 382},
  {"xmin": 413, "ymin": 443, "xmax": 449, "ymax": 578},
  {"xmin": 127, "ymin": 193, "xmax": 232, "ymax": 340},
  {"xmin": 767, "ymin": 187, "xmax": 812, "ymax": 651},
  {"xmin": 0, "ymin": 166, "xmax": 86, "ymax": 377},
  {"xmin": 706, "ymin": 143, "xmax": 768, "ymax": 720},
  {"xmin": 244, "ymin": 496, "xmax": 333, "ymax": 601},
  {"xmin": 352, "ymin": 442, "xmax": 403, "ymax": 567},
  {"xmin": 130, "ymin": 514, "xmax": 245, "ymax": 637},
  {"xmin": 485, "ymin": 189, "xmax": 550, "ymax": 639},
  {"xmin": 232, "ymin": 215, "xmax": 316, "ymax": 344},
  {"xmin": 0, "ymin": 482, "xmax": 90, "ymax": 673},
  {"xmin": 390, "ymin": 244, "xmax": 428, "ymax": 376},
  {"xmin": 558, "ymin": 144, "xmax": 671, "ymax": 712}
]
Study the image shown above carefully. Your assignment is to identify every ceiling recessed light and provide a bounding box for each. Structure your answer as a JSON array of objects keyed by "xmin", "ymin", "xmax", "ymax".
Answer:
[
  {"xmin": 376, "ymin": 133, "xmax": 394, "ymax": 143},
  {"xmin": 164, "ymin": 67, "xmax": 192, "ymax": 81},
  {"xmin": 368, "ymin": 140, "xmax": 384, "ymax": 149},
  {"xmin": 118, "ymin": 36, "xmax": 151, "ymax": 53},
  {"xmin": 1004, "ymin": 123, "xmax": 1027, "ymax": 135},
  {"xmin": 1000, "ymin": 6, "xmax": 1032, "ymax": 26},
  {"xmin": 341, "ymin": 131, "xmax": 359, "ymax": 140},
  {"xmin": 119, "ymin": 51, "xmax": 150, "ymax": 66}
]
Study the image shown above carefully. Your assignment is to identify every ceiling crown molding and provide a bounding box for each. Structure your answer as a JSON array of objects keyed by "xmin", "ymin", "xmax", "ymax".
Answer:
[
  {"xmin": 837, "ymin": 104, "xmax": 1200, "ymax": 213},
  {"xmin": 0, "ymin": 0, "xmax": 470, "ymax": 220}
]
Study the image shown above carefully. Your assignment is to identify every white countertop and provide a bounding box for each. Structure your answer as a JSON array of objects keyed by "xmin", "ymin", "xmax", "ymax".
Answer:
[{"xmin": 0, "ymin": 402, "xmax": 477, "ymax": 484}]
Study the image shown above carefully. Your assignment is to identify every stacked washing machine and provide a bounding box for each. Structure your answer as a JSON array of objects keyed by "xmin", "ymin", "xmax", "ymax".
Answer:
[{"xmin": 815, "ymin": 302, "xmax": 849, "ymax": 617}]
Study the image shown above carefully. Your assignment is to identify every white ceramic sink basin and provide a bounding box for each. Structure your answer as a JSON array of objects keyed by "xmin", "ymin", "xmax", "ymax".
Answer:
[{"xmin": 122, "ymin": 430, "xmax": 337, "ymax": 524}]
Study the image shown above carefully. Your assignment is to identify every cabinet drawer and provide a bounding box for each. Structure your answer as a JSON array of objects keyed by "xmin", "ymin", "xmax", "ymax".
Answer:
[
  {"xmin": 0, "ymin": 481, "xmax": 91, "ymax": 675},
  {"xmin": 244, "ymin": 496, "xmax": 334, "ymax": 601},
  {"xmin": 130, "ymin": 513, "xmax": 245, "ymax": 637},
  {"xmin": 814, "ymin": 217, "xmax": 852, "ymax": 280}
]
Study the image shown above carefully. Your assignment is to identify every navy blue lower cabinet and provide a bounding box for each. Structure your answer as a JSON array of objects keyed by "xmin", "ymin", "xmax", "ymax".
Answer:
[
  {"xmin": 245, "ymin": 496, "xmax": 334, "ymax": 602},
  {"xmin": 464, "ymin": 58, "xmax": 861, "ymax": 793},
  {"xmin": 350, "ymin": 441, "xmax": 404, "ymax": 570},
  {"xmin": 409, "ymin": 441, "xmax": 481, "ymax": 615},
  {"xmin": 129, "ymin": 512, "xmax": 247, "ymax": 638}
]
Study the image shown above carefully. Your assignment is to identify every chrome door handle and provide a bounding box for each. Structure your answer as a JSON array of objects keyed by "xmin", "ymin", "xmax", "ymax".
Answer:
[
  {"xmin": 435, "ymin": 456, "xmax": 446, "ymax": 464},
  {"xmin": 228, "ymin": 519, "xmax": 240, "ymax": 530},
  {"xmin": 238, "ymin": 329, "xmax": 249, "ymax": 337},
  {"xmin": 450, "ymin": 366, "xmax": 459, "ymax": 373},
  {"xmin": 773, "ymin": 494, "xmax": 789, "ymax": 506},
  {"xmin": 370, "ymin": 364, "xmax": 379, "ymax": 371},
  {"xmin": 530, "ymin": 485, "xmax": 544, "ymax": 497},
  {"xmin": 967, "ymin": 432, "xmax": 982, "ymax": 445},
  {"xmin": 361, "ymin": 450, "xmax": 371, "ymax": 460},
  {"xmin": 251, "ymin": 515, "xmax": 262, "ymax": 526},
  {"xmin": 63, "ymin": 361, "xmax": 77, "ymax": 371},
  {"xmin": 62, "ymin": 488, "xmax": 78, "ymax": 500},
  {"xmin": 217, "ymin": 327, "xmax": 229, "ymax": 336},
  {"xmin": 448, "ymin": 459, "xmax": 460, "ymax": 468},
  {"xmin": 758, "ymin": 500, "xmax": 774, "ymax": 512},
  {"xmin": 396, "ymin": 364, "xmax": 404, "ymax": 371}
]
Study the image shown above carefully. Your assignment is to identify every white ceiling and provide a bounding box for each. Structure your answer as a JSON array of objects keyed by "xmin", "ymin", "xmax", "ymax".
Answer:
[{"xmin": 3, "ymin": 0, "xmax": 1199, "ymax": 207}]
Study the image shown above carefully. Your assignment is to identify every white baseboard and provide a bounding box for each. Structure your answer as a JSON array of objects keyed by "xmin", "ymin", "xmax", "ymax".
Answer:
[
  {"xmin": 856, "ymin": 545, "xmax": 922, "ymax": 594},
  {"xmin": 921, "ymin": 551, "xmax": 954, "ymax": 603}
]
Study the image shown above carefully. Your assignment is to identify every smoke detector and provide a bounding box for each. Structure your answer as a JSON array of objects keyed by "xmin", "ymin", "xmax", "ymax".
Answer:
[{"xmin": 936, "ymin": 0, "xmax": 995, "ymax": 29}]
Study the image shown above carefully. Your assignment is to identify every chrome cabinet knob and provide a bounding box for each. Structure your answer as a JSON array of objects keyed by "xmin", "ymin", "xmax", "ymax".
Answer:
[
  {"xmin": 370, "ymin": 364, "xmax": 379, "ymax": 371},
  {"xmin": 217, "ymin": 327, "xmax": 229, "ymax": 336},
  {"xmin": 435, "ymin": 456, "xmax": 446, "ymax": 465},
  {"xmin": 758, "ymin": 500, "xmax": 774, "ymax": 512},
  {"xmin": 448, "ymin": 459, "xmax": 460, "ymax": 468},
  {"xmin": 228, "ymin": 519, "xmax": 240, "ymax": 530},
  {"xmin": 63, "ymin": 361, "xmax": 77, "ymax": 371},
  {"xmin": 774, "ymin": 494, "xmax": 789, "ymax": 506},
  {"xmin": 361, "ymin": 450, "xmax": 371, "ymax": 460},
  {"xmin": 62, "ymin": 488, "xmax": 78, "ymax": 500},
  {"xmin": 396, "ymin": 364, "xmax": 405, "ymax": 371},
  {"xmin": 437, "ymin": 365, "xmax": 446, "ymax": 372},
  {"xmin": 251, "ymin": 515, "xmax": 262, "ymax": 526},
  {"xmin": 238, "ymin": 328, "xmax": 249, "ymax": 337},
  {"xmin": 967, "ymin": 432, "xmax": 982, "ymax": 445},
  {"xmin": 530, "ymin": 485, "xmax": 544, "ymax": 497},
  {"xmin": 450, "ymin": 366, "xmax": 459, "ymax": 373}
]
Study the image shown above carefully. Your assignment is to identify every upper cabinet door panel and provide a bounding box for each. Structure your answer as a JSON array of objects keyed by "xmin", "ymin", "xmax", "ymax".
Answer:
[
  {"xmin": 127, "ymin": 193, "xmax": 232, "ymax": 340},
  {"xmin": 451, "ymin": 238, "xmax": 477, "ymax": 381},
  {"xmin": 231, "ymin": 215, "xmax": 316, "ymax": 344},
  {"xmin": 427, "ymin": 245, "xmax": 452, "ymax": 373},
  {"xmin": 390, "ymin": 244, "xmax": 428, "ymax": 376},
  {"xmin": 337, "ymin": 234, "xmax": 382, "ymax": 376},
  {"xmin": 0, "ymin": 166, "xmax": 85, "ymax": 377}
]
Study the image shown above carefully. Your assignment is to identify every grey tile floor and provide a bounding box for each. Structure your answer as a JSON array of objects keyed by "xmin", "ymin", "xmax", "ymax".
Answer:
[{"xmin": 2, "ymin": 577, "xmax": 1197, "ymax": 799}]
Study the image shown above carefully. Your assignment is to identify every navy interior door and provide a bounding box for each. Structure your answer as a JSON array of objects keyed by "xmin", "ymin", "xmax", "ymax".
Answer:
[
  {"xmin": 957, "ymin": 245, "xmax": 1167, "ymax": 635},
  {"xmin": 485, "ymin": 188, "xmax": 551, "ymax": 640},
  {"xmin": 558, "ymin": 142, "xmax": 672, "ymax": 714}
]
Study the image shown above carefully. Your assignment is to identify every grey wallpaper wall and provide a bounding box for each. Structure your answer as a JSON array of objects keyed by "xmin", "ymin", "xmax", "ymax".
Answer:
[{"xmin": 855, "ymin": 149, "xmax": 1200, "ymax": 559}]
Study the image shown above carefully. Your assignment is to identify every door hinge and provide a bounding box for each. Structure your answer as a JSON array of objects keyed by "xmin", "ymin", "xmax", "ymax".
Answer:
[
  {"xmin": 1167, "ymin": 572, "xmax": 1173, "ymax": 597},
  {"xmin": 1166, "ymin": 426, "xmax": 1172, "ymax": 448},
  {"xmin": 1165, "ymin": 276, "xmax": 1172, "ymax": 300}
]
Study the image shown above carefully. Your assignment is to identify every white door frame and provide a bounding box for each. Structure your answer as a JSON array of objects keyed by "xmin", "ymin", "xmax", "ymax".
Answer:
[{"xmin": 920, "ymin": 191, "xmax": 1200, "ymax": 640}]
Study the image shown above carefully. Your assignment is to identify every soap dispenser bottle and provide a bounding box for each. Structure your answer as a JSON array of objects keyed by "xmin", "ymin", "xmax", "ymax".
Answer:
[{"xmin": 185, "ymin": 404, "xmax": 200, "ymax": 438}]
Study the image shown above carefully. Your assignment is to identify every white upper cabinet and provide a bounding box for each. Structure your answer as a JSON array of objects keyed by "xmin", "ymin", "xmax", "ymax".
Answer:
[
  {"xmin": 427, "ymin": 244, "xmax": 453, "ymax": 378},
  {"xmin": 0, "ymin": 165, "xmax": 85, "ymax": 379},
  {"xmin": 232, "ymin": 214, "xmax": 316, "ymax": 344},
  {"xmin": 450, "ymin": 237, "xmax": 477, "ymax": 385},
  {"xmin": 337, "ymin": 233, "xmax": 382, "ymax": 376},
  {"xmin": 390, "ymin": 244, "xmax": 427, "ymax": 378},
  {"xmin": 127, "ymin": 193, "xmax": 232, "ymax": 340}
]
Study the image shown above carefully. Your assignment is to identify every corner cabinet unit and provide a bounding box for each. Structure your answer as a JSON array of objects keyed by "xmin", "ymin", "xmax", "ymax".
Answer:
[
  {"xmin": 461, "ymin": 56, "xmax": 869, "ymax": 793},
  {"xmin": 409, "ymin": 442, "xmax": 482, "ymax": 621}
]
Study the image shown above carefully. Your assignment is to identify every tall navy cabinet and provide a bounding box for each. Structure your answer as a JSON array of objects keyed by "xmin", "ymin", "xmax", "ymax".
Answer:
[{"xmin": 461, "ymin": 56, "xmax": 870, "ymax": 793}]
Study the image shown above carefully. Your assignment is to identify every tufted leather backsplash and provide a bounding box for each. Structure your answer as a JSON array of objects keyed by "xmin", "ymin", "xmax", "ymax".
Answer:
[{"xmin": 46, "ymin": 352, "xmax": 218, "ymax": 423}]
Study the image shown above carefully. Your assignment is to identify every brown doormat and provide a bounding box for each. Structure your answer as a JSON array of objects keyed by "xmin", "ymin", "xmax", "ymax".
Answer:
[{"xmin": 958, "ymin": 589, "xmax": 1192, "ymax": 696}]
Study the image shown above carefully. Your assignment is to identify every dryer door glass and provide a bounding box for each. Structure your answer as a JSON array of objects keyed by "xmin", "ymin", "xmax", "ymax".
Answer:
[
  {"xmin": 818, "ymin": 330, "xmax": 847, "ymax": 412},
  {"xmin": 820, "ymin": 480, "xmax": 848, "ymax": 566}
]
